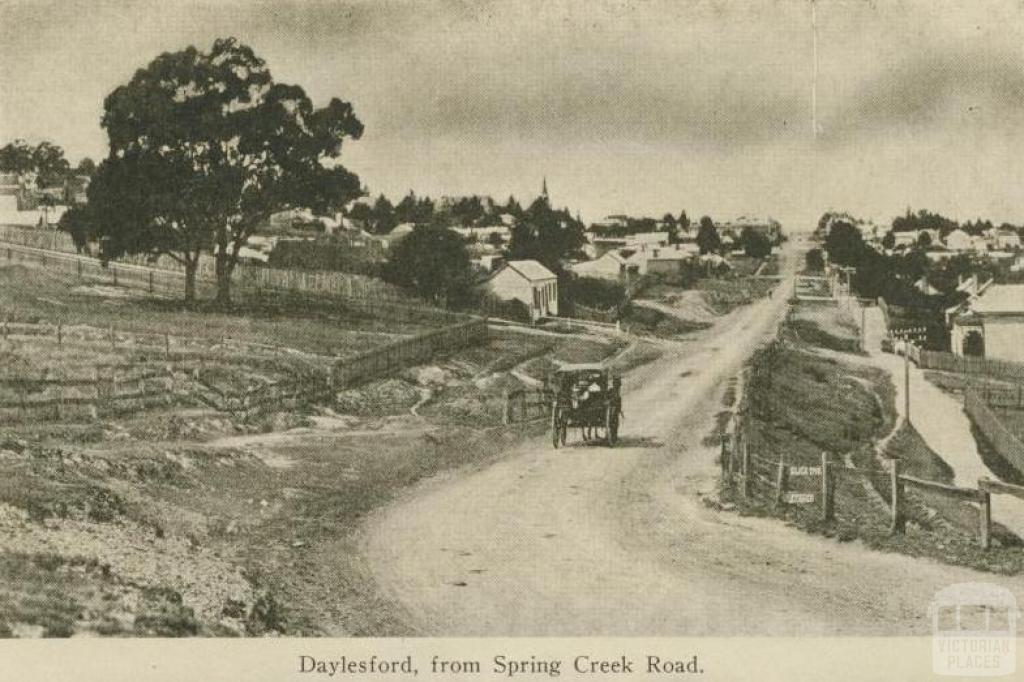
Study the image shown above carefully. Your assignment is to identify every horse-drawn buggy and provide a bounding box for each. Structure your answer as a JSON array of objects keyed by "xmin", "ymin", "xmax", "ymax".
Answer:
[{"xmin": 546, "ymin": 363, "xmax": 621, "ymax": 448}]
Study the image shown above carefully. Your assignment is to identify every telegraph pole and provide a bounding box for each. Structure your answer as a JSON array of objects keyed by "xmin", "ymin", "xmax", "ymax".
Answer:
[
  {"xmin": 904, "ymin": 340, "xmax": 911, "ymax": 423},
  {"xmin": 860, "ymin": 304, "xmax": 866, "ymax": 351}
]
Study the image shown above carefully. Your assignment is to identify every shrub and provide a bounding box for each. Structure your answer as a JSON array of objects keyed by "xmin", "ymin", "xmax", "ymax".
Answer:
[{"xmin": 563, "ymin": 276, "xmax": 626, "ymax": 310}]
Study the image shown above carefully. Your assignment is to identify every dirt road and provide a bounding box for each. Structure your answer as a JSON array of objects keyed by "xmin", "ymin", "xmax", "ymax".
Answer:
[{"xmin": 364, "ymin": 246, "xmax": 1024, "ymax": 635}]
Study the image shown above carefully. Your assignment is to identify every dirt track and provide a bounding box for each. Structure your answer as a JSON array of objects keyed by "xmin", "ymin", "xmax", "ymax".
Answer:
[{"xmin": 363, "ymin": 244, "xmax": 1024, "ymax": 635}]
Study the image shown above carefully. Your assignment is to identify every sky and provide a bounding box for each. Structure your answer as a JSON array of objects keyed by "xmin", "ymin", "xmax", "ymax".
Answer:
[{"xmin": 3, "ymin": 0, "xmax": 1024, "ymax": 231}]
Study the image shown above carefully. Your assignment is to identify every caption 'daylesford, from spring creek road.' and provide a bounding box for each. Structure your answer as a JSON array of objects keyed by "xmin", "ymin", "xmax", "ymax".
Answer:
[{"xmin": 296, "ymin": 654, "xmax": 702, "ymax": 677}]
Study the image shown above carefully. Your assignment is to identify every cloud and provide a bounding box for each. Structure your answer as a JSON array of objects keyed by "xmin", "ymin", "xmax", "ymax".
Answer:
[{"xmin": 818, "ymin": 46, "xmax": 1024, "ymax": 145}]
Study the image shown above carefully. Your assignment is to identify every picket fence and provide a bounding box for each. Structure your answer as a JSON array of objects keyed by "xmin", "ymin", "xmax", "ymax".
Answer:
[
  {"xmin": 915, "ymin": 348, "xmax": 1024, "ymax": 382},
  {"xmin": 0, "ymin": 224, "xmax": 407, "ymax": 303}
]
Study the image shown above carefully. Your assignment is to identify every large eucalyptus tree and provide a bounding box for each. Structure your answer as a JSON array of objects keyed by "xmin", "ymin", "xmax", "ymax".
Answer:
[{"xmin": 92, "ymin": 38, "xmax": 364, "ymax": 303}]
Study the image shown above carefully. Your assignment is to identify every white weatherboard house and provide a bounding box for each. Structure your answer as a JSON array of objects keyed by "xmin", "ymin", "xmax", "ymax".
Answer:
[
  {"xmin": 483, "ymin": 259, "xmax": 558, "ymax": 322},
  {"xmin": 951, "ymin": 283, "xmax": 1024, "ymax": 363}
]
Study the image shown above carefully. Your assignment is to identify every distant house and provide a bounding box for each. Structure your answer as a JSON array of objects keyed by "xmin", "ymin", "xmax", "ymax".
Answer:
[
  {"xmin": 451, "ymin": 224, "xmax": 511, "ymax": 244},
  {"xmin": 699, "ymin": 253, "xmax": 731, "ymax": 272},
  {"xmin": 381, "ymin": 222, "xmax": 416, "ymax": 249},
  {"xmin": 570, "ymin": 250, "xmax": 630, "ymax": 280},
  {"xmin": 994, "ymin": 229, "xmax": 1022, "ymax": 251},
  {"xmin": 943, "ymin": 229, "xmax": 973, "ymax": 252},
  {"xmin": 625, "ymin": 232, "xmax": 669, "ymax": 249},
  {"xmin": 970, "ymin": 235, "xmax": 990, "ymax": 253},
  {"xmin": 0, "ymin": 173, "xmax": 19, "ymax": 213},
  {"xmin": 481, "ymin": 259, "xmax": 558, "ymax": 322},
  {"xmin": 633, "ymin": 243, "xmax": 699, "ymax": 276},
  {"xmin": 471, "ymin": 253, "xmax": 505, "ymax": 274},
  {"xmin": 951, "ymin": 283, "xmax": 1024, "ymax": 363},
  {"xmin": 892, "ymin": 231, "xmax": 921, "ymax": 249}
]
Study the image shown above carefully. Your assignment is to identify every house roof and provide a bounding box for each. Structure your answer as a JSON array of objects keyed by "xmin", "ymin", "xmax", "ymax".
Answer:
[
  {"xmin": 972, "ymin": 284, "xmax": 1024, "ymax": 314},
  {"xmin": 387, "ymin": 222, "xmax": 416, "ymax": 237},
  {"xmin": 505, "ymin": 259, "xmax": 557, "ymax": 281}
]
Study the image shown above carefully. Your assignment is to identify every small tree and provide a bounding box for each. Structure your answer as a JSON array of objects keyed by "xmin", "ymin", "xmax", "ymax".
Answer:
[
  {"xmin": 740, "ymin": 227, "xmax": 772, "ymax": 258},
  {"xmin": 696, "ymin": 216, "xmax": 721, "ymax": 255},
  {"xmin": 382, "ymin": 226, "xmax": 474, "ymax": 307},
  {"xmin": 58, "ymin": 204, "xmax": 94, "ymax": 255},
  {"xmin": 824, "ymin": 221, "xmax": 867, "ymax": 267},
  {"xmin": 804, "ymin": 248, "xmax": 825, "ymax": 272}
]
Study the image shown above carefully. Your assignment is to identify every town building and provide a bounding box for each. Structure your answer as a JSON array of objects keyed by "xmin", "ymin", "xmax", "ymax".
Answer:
[
  {"xmin": 994, "ymin": 229, "xmax": 1022, "ymax": 251},
  {"xmin": 943, "ymin": 229, "xmax": 973, "ymax": 252},
  {"xmin": 481, "ymin": 259, "xmax": 558, "ymax": 322},
  {"xmin": 569, "ymin": 250, "xmax": 631, "ymax": 280},
  {"xmin": 951, "ymin": 282, "xmax": 1024, "ymax": 362}
]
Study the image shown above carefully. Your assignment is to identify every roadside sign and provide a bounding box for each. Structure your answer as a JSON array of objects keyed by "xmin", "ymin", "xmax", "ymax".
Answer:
[
  {"xmin": 789, "ymin": 466, "xmax": 822, "ymax": 477},
  {"xmin": 784, "ymin": 492, "xmax": 816, "ymax": 505}
]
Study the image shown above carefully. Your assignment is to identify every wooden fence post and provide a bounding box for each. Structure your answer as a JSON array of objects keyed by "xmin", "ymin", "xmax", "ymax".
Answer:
[
  {"xmin": 978, "ymin": 485, "xmax": 992, "ymax": 550},
  {"xmin": 774, "ymin": 453, "xmax": 788, "ymax": 507},
  {"xmin": 504, "ymin": 391, "xmax": 513, "ymax": 426},
  {"xmin": 904, "ymin": 345, "xmax": 911, "ymax": 424},
  {"xmin": 56, "ymin": 319, "xmax": 62, "ymax": 351},
  {"xmin": 149, "ymin": 271, "xmax": 154, "ymax": 293},
  {"xmin": 741, "ymin": 435, "xmax": 751, "ymax": 500},
  {"xmin": 109, "ymin": 324, "xmax": 116, "ymax": 351},
  {"xmin": 822, "ymin": 451, "xmax": 834, "ymax": 522},
  {"xmin": 890, "ymin": 458, "xmax": 905, "ymax": 534},
  {"xmin": 727, "ymin": 427, "xmax": 737, "ymax": 480},
  {"xmin": 719, "ymin": 431, "xmax": 729, "ymax": 482}
]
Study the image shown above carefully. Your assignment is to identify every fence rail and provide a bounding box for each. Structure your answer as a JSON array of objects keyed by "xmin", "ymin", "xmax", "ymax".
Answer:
[
  {"xmin": 330, "ymin": 318, "xmax": 488, "ymax": 390},
  {"xmin": 720, "ymin": 371, "xmax": 1022, "ymax": 549},
  {"xmin": 503, "ymin": 388, "xmax": 552, "ymax": 424},
  {"xmin": 965, "ymin": 387, "xmax": 1024, "ymax": 478}
]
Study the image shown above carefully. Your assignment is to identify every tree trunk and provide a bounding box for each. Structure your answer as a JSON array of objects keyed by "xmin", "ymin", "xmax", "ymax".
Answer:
[
  {"xmin": 184, "ymin": 261, "xmax": 198, "ymax": 303},
  {"xmin": 215, "ymin": 251, "xmax": 233, "ymax": 306}
]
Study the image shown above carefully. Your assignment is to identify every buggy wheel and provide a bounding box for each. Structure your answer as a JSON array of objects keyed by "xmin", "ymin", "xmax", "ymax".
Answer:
[{"xmin": 606, "ymin": 404, "xmax": 619, "ymax": 446}]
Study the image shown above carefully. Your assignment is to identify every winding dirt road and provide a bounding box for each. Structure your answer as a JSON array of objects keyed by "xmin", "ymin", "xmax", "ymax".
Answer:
[{"xmin": 363, "ymin": 243, "xmax": 1024, "ymax": 635}]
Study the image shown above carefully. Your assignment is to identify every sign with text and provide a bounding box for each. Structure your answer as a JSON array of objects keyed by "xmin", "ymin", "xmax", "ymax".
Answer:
[{"xmin": 784, "ymin": 492, "xmax": 816, "ymax": 505}]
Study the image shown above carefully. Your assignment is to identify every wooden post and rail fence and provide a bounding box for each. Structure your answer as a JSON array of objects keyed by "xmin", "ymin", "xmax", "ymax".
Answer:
[
  {"xmin": 0, "ymin": 316, "xmax": 490, "ymax": 425},
  {"xmin": 720, "ymin": 412, "xmax": 1024, "ymax": 549}
]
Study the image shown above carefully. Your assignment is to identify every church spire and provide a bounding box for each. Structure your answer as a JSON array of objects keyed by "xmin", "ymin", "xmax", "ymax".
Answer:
[{"xmin": 541, "ymin": 176, "xmax": 549, "ymax": 201}]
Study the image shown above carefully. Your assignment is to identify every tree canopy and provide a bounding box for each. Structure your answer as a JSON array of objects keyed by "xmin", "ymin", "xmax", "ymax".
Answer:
[
  {"xmin": 740, "ymin": 227, "xmax": 772, "ymax": 259},
  {"xmin": 696, "ymin": 216, "xmax": 721, "ymax": 255},
  {"xmin": 89, "ymin": 37, "xmax": 364, "ymax": 303},
  {"xmin": 823, "ymin": 221, "xmax": 867, "ymax": 267},
  {"xmin": 0, "ymin": 139, "xmax": 71, "ymax": 187},
  {"xmin": 507, "ymin": 196, "xmax": 586, "ymax": 273},
  {"xmin": 382, "ymin": 226, "xmax": 474, "ymax": 307}
]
